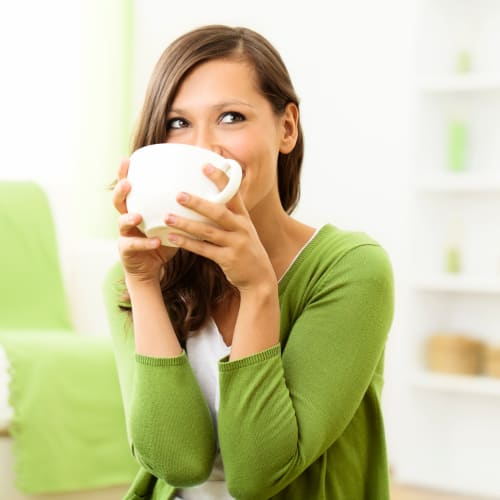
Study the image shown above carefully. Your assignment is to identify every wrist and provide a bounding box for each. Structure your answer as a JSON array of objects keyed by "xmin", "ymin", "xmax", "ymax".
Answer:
[
  {"xmin": 230, "ymin": 279, "xmax": 280, "ymax": 361},
  {"xmin": 239, "ymin": 274, "xmax": 278, "ymax": 301},
  {"xmin": 125, "ymin": 272, "xmax": 162, "ymax": 292},
  {"xmin": 239, "ymin": 278, "xmax": 279, "ymax": 315}
]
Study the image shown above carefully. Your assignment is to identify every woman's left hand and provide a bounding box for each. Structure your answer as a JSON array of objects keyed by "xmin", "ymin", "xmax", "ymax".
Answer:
[{"xmin": 164, "ymin": 164, "xmax": 275, "ymax": 292}]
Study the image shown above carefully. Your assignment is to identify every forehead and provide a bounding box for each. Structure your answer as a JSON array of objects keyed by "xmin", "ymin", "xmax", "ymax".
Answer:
[{"xmin": 172, "ymin": 58, "xmax": 263, "ymax": 104}]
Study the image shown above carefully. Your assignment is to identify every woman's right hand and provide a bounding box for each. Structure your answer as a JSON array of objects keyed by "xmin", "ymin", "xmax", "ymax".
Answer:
[{"xmin": 113, "ymin": 158, "xmax": 178, "ymax": 284}]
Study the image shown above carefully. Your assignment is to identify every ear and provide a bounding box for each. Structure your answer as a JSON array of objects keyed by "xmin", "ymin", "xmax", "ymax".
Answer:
[{"xmin": 279, "ymin": 102, "xmax": 299, "ymax": 154}]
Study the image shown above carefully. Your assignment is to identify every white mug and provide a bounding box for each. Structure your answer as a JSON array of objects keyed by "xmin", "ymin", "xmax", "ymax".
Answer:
[{"xmin": 126, "ymin": 143, "xmax": 242, "ymax": 246}]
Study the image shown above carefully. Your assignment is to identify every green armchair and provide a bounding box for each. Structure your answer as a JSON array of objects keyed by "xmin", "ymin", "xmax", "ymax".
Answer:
[
  {"xmin": 0, "ymin": 181, "xmax": 72, "ymax": 331},
  {"xmin": 0, "ymin": 181, "xmax": 136, "ymax": 495}
]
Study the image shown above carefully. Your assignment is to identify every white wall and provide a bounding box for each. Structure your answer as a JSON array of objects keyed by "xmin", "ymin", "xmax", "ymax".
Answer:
[{"xmin": 131, "ymin": 0, "xmax": 416, "ymax": 279}]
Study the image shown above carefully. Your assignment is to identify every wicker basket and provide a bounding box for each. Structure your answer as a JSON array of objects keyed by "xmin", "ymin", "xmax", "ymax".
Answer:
[
  {"xmin": 484, "ymin": 345, "xmax": 500, "ymax": 378},
  {"xmin": 427, "ymin": 334, "xmax": 484, "ymax": 375}
]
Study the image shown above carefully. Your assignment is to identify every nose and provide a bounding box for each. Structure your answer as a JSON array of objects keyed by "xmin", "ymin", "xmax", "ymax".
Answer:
[{"xmin": 193, "ymin": 127, "xmax": 224, "ymax": 156}]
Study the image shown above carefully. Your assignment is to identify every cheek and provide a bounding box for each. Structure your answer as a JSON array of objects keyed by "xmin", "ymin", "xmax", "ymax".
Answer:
[
  {"xmin": 228, "ymin": 133, "xmax": 278, "ymax": 172},
  {"xmin": 226, "ymin": 136, "xmax": 255, "ymax": 165}
]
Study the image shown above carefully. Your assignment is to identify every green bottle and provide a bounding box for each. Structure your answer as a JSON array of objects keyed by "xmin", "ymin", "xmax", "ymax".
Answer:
[
  {"xmin": 445, "ymin": 218, "xmax": 463, "ymax": 274},
  {"xmin": 445, "ymin": 246, "xmax": 461, "ymax": 274},
  {"xmin": 448, "ymin": 120, "xmax": 467, "ymax": 172},
  {"xmin": 455, "ymin": 50, "xmax": 472, "ymax": 74}
]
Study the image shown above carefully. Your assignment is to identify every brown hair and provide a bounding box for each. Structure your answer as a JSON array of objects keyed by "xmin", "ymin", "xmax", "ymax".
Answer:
[{"xmin": 125, "ymin": 25, "xmax": 304, "ymax": 344}]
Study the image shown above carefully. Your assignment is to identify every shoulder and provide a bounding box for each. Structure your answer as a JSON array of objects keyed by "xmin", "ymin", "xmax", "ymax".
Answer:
[
  {"xmin": 278, "ymin": 225, "xmax": 394, "ymax": 348},
  {"xmin": 298, "ymin": 224, "xmax": 391, "ymax": 275},
  {"xmin": 314, "ymin": 224, "xmax": 393, "ymax": 285},
  {"xmin": 311, "ymin": 224, "xmax": 381, "ymax": 258},
  {"xmin": 280, "ymin": 224, "xmax": 393, "ymax": 303}
]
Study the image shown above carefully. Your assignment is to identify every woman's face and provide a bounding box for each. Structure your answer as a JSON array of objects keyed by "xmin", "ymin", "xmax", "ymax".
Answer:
[{"xmin": 165, "ymin": 58, "xmax": 297, "ymax": 214}]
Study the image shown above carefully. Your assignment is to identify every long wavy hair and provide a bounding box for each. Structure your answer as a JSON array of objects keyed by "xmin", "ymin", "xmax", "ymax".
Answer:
[{"xmin": 123, "ymin": 25, "xmax": 304, "ymax": 345}]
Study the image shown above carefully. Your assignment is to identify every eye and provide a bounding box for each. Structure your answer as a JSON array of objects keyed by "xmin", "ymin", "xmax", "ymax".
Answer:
[
  {"xmin": 166, "ymin": 117, "xmax": 189, "ymax": 130},
  {"xmin": 219, "ymin": 111, "xmax": 245, "ymax": 124}
]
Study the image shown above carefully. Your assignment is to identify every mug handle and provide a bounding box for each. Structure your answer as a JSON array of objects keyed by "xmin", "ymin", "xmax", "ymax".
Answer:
[{"xmin": 210, "ymin": 159, "xmax": 242, "ymax": 203}]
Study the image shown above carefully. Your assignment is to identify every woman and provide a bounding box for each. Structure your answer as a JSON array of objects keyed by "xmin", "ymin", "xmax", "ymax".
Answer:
[{"xmin": 106, "ymin": 24, "xmax": 394, "ymax": 499}]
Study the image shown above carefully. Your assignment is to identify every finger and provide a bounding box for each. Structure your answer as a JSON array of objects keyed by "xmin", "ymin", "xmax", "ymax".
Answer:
[
  {"xmin": 203, "ymin": 163, "xmax": 229, "ymax": 191},
  {"xmin": 203, "ymin": 164, "xmax": 246, "ymax": 214},
  {"xmin": 165, "ymin": 214, "xmax": 228, "ymax": 247},
  {"xmin": 118, "ymin": 158, "xmax": 130, "ymax": 180},
  {"xmin": 166, "ymin": 231, "xmax": 217, "ymax": 261},
  {"xmin": 176, "ymin": 192, "xmax": 237, "ymax": 230},
  {"xmin": 112, "ymin": 178, "xmax": 132, "ymax": 214},
  {"xmin": 118, "ymin": 212, "xmax": 143, "ymax": 236},
  {"xmin": 118, "ymin": 235, "xmax": 160, "ymax": 255}
]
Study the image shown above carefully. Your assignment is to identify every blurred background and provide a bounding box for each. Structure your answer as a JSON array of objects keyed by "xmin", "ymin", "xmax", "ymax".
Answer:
[{"xmin": 1, "ymin": 0, "xmax": 499, "ymax": 499}]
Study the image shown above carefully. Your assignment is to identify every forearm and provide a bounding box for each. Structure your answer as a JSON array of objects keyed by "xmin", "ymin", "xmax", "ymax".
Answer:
[
  {"xmin": 126, "ymin": 275, "xmax": 182, "ymax": 357},
  {"xmin": 106, "ymin": 266, "xmax": 215, "ymax": 483},
  {"xmin": 130, "ymin": 353, "xmax": 216, "ymax": 485},
  {"xmin": 230, "ymin": 279, "xmax": 280, "ymax": 361},
  {"xmin": 126, "ymin": 276, "xmax": 215, "ymax": 482},
  {"xmin": 219, "ymin": 347, "xmax": 298, "ymax": 497}
]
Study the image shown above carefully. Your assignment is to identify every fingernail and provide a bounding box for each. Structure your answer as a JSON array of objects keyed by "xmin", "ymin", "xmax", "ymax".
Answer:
[
  {"xmin": 166, "ymin": 214, "xmax": 176, "ymax": 225},
  {"xmin": 168, "ymin": 234, "xmax": 179, "ymax": 244},
  {"xmin": 177, "ymin": 192, "xmax": 189, "ymax": 203},
  {"xmin": 148, "ymin": 238, "xmax": 159, "ymax": 248},
  {"xmin": 203, "ymin": 164, "xmax": 215, "ymax": 175}
]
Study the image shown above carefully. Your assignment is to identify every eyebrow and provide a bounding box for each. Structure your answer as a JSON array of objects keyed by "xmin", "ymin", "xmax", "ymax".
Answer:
[{"xmin": 168, "ymin": 100, "xmax": 255, "ymax": 115}]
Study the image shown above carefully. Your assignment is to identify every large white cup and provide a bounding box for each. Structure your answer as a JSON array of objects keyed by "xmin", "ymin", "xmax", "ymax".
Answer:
[{"xmin": 126, "ymin": 143, "xmax": 242, "ymax": 246}]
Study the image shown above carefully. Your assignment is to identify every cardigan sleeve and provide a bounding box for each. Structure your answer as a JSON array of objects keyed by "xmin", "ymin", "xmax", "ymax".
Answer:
[
  {"xmin": 103, "ymin": 263, "xmax": 216, "ymax": 487},
  {"xmin": 130, "ymin": 353, "xmax": 216, "ymax": 486},
  {"xmin": 217, "ymin": 243, "xmax": 394, "ymax": 499}
]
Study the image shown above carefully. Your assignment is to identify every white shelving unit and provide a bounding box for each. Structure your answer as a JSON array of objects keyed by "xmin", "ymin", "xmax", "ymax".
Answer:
[
  {"xmin": 412, "ymin": 371, "xmax": 500, "ymax": 397},
  {"xmin": 412, "ymin": 274, "xmax": 500, "ymax": 294},
  {"xmin": 415, "ymin": 172, "xmax": 500, "ymax": 193},
  {"xmin": 396, "ymin": 1, "xmax": 500, "ymax": 498},
  {"xmin": 418, "ymin": 73, "xmax": 500, "ymax": 93}
]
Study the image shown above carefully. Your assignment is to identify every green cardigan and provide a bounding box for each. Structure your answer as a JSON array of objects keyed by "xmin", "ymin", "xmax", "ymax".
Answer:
[{"xmin": 104, "ymin": 224, "xmax": 394, "ymax": 499}]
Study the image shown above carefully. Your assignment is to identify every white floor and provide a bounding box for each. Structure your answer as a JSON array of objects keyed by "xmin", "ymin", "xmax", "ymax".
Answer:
[{"xmin": 391, "ymin": 478, "xmax": 495, "ymax": 500}]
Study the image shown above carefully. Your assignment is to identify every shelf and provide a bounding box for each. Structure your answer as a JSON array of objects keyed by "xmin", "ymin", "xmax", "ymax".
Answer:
[
  {"xmin": 414, "ymin": 172, "xmax": 500, "ymax": 194},
  {"xmin": 406, "ymin": 1, "xmax": 500, "ymax": 494},
  {"xmin": 412, "ymin": 371, "xmax": 500, "ymax": 397},
  {"xmin": 412, "ymin": 275, "xmax": 500, "ymax": 294},
  {"xmin": 418, "ymin": 74, "xmax": 500, "ymax": 93}
]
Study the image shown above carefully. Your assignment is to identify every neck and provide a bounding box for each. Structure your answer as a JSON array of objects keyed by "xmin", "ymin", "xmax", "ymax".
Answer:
[{"xmin": 249, "ymin": 199, "xmax": 315, "ymax": 281}]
